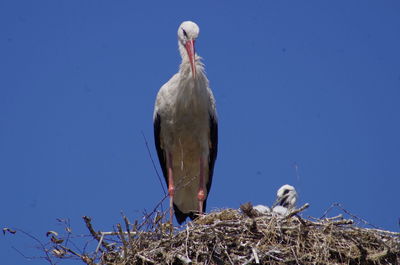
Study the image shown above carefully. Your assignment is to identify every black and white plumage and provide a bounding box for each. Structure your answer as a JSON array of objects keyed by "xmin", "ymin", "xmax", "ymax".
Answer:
[
  {"xmin": 272, "ymin": 184, "xmax": 298, "ymax": 215},
  {"xmin": 253, "ymin": 184, "xmax": 298, "ymax": 216},
  {"xmin": 153, "ymin": 21, "xmax": 218, "ymax": 224}
]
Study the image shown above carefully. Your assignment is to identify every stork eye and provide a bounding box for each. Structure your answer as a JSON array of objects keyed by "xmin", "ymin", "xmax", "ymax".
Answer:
[
  {"xmin": 182, "ymin": 28, "xmax": 188, "ymax": 38},
  {"xmin": 282, "ymin": 189, "xmax": 290, "ymax": 195}
]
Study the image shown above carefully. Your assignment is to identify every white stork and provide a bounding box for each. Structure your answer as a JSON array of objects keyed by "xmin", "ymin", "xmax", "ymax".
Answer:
[
  {"xmin": 252, "ymin": 205, "xmax": 271, "ymax": 215},
  {"xmin": 272, "ymin": 184, "xmax": 298, "ymax": 215},
  {"xmin": 252, "ymin": 185, "xmax": 298, "ymax": 216},
  {"xmin": 153, "ymin": 21, "xmax": 218, "ymax": 224}
]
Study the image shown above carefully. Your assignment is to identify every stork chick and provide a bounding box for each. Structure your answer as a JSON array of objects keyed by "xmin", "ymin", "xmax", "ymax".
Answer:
[{"xmin": 272, "ymin": 184, "xmax": 298, "ymax": 216}]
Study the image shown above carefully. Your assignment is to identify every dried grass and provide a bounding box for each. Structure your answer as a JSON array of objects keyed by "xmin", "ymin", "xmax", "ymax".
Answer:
[{"xmin": 42, "ymin": 203, "xmax": 400, "ymax": 265}]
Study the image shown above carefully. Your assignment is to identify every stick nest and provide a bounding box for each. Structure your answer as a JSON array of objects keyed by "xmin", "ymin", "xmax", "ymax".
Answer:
[{"xmin": 41, "ymin": 203, "xmax": 400, "ymax": 265}]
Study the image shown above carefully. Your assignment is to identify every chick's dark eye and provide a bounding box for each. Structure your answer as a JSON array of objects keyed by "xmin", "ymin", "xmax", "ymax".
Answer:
[
  {"xmin": 182, "ymin": 28, "xmax": 188, "ymax": 38},
  {"xmin": 282, "ymin": 189, "xmax": 290, "ymax": 195}
]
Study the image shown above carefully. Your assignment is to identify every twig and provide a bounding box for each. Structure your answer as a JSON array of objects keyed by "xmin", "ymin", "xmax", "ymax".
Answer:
[
  {"xmin": 176, "ymin": 254, "xmax": 192, "ymax": 264},
  {"xmin": 286, "ymin": 203, "xmax": 310, "ymax": 219},
  {"xmin": 251, "ymin": 247, "xmax": 260, "ymax": 264},
  {"xmin": 121, "ymin": 212, "xmax": 131, "ymax": 235},
  {"xmin": 185, "ymin": 225, "xmax": 190, "ymax": 259},
  {"xmin": 304, "ymin": 219, "xmax": 354, "ymax": 226},
  {"xmin": 333, "ymin": 203, "xmax": 380, "ymax": 229},
  {"xmin": 330, "ymin": 219, "xmax": 354, "ymax": 225},
  {"xmin": 325, "ymin": 214, "xmax": 343, "ymax": 221},
  {"xmin": 291, "ymin": 247, "xmax": 300, "ymax": 265},
  {"xmin": 55, "ymin": 218, "xmax": 72, "ymax": 247},
  {"xmin": 82, "ymin": 216, "xmax": 113, "ymax": 252},
  {"xmin": 321, "ymin": 203, "xmax": 381, "ymax": 229},
  {"xmin": 12, "ymin": 229, "xmax": 54, "ymax": 264},
  {"xmin": 121, "ymin": 212, "xmax": 134, "ymax": 251},
  {"xmin": 224, "ymin": 248, "xmax": 234, "ymax": 265},
  {"xmin": 95, "ymin": 233, "xmax": 104, "ymax": 254},
  {"xmin": 265, "ymin": 249, "xmax": 283, "ymax": 262},
  {"xmin": 320, "ymin": 203, "xmax": 336, "ymax": 219},
  {"xmin": 59, "ymin": 245, "xmax": 93, "ymax": 264},
  {"xmin": 117, "ymin": 223, "xmax": 128, "ymax": 258},
  {"xmin": 136, "ymin": 253, "xmax": 155, "ymax": 263},
  {"xmin": 11, "ymin": 246, "xmax": 35, "ymax": 260},
  {"xmin": 294, "ymin": 214, "xmax": 307, "ymax": 226},
  {"xmin": 367, "ymin": 247, "xmax": 390, "ymax": 261},
  {"xmin": 137, "ymin": 194, "xmax": 169, "ymax": 231},
  {"xmin": 95, "ymin": 231, "xmax": 138, "ymax": 236},
  {"xmin": 241, "ymin": 256, "xmax": 254, "ymax": 265},
  {"xmin": 353, "ymin": 227, "xmax": 400, "ymax": 236},
  {"xmin": 206, "ymin": 238, "xmax": 218, "ymax": 265}
]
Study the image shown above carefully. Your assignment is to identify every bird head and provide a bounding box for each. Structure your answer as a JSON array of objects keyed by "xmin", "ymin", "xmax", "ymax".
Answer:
[
  {"xmin": 273, "ymin": 184, "xmax": 297, "ymax": 209},
  {"xmin": 178, "ymin": 21, "xmax": 199, "ymax": 79}
]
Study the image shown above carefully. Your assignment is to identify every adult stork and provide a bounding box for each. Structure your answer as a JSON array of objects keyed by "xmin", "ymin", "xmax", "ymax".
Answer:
[{"xmin": 153, "ymin": 21, "xmax": 218, "ymax": 224}]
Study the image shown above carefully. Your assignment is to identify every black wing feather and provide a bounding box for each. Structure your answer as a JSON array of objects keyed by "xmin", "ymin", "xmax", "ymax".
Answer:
[
  {"xmin": 153, "ymin": 113, "xmax": 168, "ymax": 189},
  {"xmin": 202, "ymin": 113, "xmax": 218, "ymax": 213}
]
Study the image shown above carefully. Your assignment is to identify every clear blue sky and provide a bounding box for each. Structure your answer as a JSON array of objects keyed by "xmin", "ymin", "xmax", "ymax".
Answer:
[{"xmin": 1, "ymin": 1, "xmax": 400, "ymax": 264}]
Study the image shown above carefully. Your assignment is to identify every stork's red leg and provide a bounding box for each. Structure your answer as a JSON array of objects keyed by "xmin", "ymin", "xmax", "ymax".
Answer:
[
  {"xmin": 197, "ymin": 156, "xmax": 205, "ymax": 214},
  {"xmin": 167, "ymin": 152, "xmax": 175, "ymax": 224}
]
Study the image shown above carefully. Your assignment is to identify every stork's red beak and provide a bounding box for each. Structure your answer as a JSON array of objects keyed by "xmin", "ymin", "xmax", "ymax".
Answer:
[{"xmin": 184, "ymin": 39, "xmax": 196, "ymax": 79}]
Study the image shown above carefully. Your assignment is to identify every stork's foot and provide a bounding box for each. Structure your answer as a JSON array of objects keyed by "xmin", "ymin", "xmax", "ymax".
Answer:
[
  {"xmin": 196, "ymin": 211, "xmax": 206, "ymax": 218},
  {"xmin": 189, "ymin": 211, "xmax": 206, "ymax": 223}
]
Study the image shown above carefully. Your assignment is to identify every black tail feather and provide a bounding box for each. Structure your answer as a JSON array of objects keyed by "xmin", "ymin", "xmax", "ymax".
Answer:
[{"xmin": 173, "ymin": 201, "xmax": 207, "ymax": 224}]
